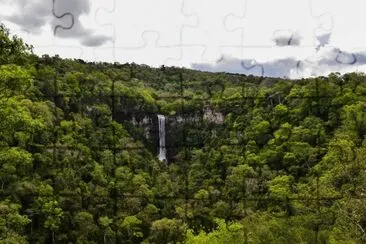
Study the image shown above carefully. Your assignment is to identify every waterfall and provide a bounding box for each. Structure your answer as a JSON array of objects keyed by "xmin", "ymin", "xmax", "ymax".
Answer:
[{"xmin": 157, "ymin": 114, "xmax": 167, "ymax": 162}]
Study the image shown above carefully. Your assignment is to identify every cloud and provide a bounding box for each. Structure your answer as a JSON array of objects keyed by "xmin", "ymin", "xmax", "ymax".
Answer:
[
  {"xmin": 2, "ymin": 0, "xmax": 51, "ymax": 33},
  {"xmin": 6, "ymin": 13, "xmax": 48, "ymax": 34},
  {"xmin": 3, "ymin": 0, "xmax": 111, "ymax": 46},
  {"xmin": 315, "ymin": 33, "xmax": 332, "ymax": 51},
  {"xmin": 81, "ymin": 35, "xmax": 112, "ymax": 47},
  {"xmin": 191, "ymin": 48, "xmax": 366, "ymax": 79},
  {"xmin": 272, "ymin": 30, "xmax": 302, "ymax": 46}
]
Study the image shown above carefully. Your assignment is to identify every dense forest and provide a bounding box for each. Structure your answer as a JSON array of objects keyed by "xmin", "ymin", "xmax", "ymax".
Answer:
[{"xmin": 1, "ymin": 23, "xmax": 366, "ymax": 243}]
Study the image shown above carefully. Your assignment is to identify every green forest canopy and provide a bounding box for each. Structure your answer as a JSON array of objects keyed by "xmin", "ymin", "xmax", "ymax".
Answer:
[{"xmin": 1, "ymin": 23, "xmax": 366, "ymax": 243}]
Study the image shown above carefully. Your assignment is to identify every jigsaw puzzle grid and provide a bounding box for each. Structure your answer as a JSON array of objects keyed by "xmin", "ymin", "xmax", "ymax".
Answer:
[
  {"xmin": 2, "ymin": 0, "xmax": 365, "ymax": 241},
  {"xmin": 47, "ymin": 0, "xmax": 362, "ymax": 194},
  {"xmin": 44, "ymin": 0, "xmax": 359, "ymax": 76}
]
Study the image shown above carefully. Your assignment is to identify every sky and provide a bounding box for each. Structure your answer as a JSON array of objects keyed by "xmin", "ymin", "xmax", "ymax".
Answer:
[{"xmin": 1, "ymin": 0, "xmax": 366, "ymax": 79}]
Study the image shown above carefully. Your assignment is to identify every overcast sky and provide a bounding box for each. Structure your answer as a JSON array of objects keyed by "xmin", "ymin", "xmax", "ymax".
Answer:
[{"xmin": 1, "ymin": 0, "xmax": 366, "ymax": 79}]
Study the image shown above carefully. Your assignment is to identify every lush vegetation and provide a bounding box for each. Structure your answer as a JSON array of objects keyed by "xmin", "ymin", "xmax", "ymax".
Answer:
[{"xmin": 1, "ymin": 23, "xmax": 366, "ymax": 243}]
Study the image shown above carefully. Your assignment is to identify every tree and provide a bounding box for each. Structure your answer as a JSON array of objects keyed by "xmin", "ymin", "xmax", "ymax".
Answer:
[
  {"xmin": 0, "ymin": 200, "xmax": 30, "ymax": 243},
  {"xmin": 0, "ymin": 23, "xmax": 33, "ymax": 65},
  {"xmin": 148, "ymin": 218, "xmax": 187, "ymax": 244}
]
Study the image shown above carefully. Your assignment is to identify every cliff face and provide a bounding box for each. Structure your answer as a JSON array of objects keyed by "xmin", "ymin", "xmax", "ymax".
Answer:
[
  {"xmin": 84, "ymin": 103, "xmax": 224, "ymax": 161},
  {"xmin": 202, "ymin": 107, "xmax": 225, "ymax": 124},
  {"xmin": 131, "ymin": 115, "xmax": 154, "ymax": 140},
  {"xmin": 127, "ymin": 107, "xmax": 225, "ymax": 161}
]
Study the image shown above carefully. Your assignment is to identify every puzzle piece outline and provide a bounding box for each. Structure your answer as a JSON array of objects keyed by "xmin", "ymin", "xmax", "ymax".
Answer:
[
  {"xmin": 52, "ymin": 0, "xmax": 75, "ymax": 36},
  {"xmin": 180, "ymin": 0, "xmax": 248, "ymax": 64}
]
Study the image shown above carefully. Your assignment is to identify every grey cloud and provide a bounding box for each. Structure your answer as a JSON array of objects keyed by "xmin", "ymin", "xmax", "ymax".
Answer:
[
  {"xmin": 6, "ymin": 14, "xmax": 47, "ymax": 34},
  {"xmin": 4, "ymin": 0, "xmax": 111, "ymax": 46},
  {"xmin": 334, "ymin": 49, "xmax": 357, "ymax": 65},
  {"xmin": 192, "ymin": 48, "xmax": 366, "ymax": 79},
  {"xmin": 51, "ymin": 0, "xmax": 89, "ymax": 37},
  {"xmin": 315, "ymin": 33, "xmax": 331, "ymax": 51},
  {"xmin": 193, "ymin": 55, "xmax": 300, "ymax": 78},
  {"xmin": 81, "ymin": 35, "xmax": 112, "ymax": 47},
  {"xmin": 4, "ymin": 0, "xmax": 52, "ymax": 31},
  {"xmin": 272, "ymin": 30, "xmax": 302, "ymax": 46}
]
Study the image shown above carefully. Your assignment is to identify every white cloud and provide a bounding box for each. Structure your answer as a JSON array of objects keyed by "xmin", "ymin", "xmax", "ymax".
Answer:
[{"xmin": 192, "ymin": 47, "xmax": 364, "ymax": 79}]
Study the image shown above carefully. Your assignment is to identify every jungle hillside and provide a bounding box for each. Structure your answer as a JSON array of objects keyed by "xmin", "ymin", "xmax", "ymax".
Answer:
[{"xmin": 1, "ymin": 23, "xmax": 366, "ymax": 243}]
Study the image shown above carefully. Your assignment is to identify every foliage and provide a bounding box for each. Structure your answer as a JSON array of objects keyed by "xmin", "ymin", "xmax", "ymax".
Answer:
[{"xmin": 0, "ymin": 24, "xmax": 366, "ymax": 243}]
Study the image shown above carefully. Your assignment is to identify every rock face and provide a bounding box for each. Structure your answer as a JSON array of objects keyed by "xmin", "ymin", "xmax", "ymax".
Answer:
[
  {"xmin": 202, "ymin": 107, "xmax": 224, "ymax": 124},
  {"xmin": 127, "ymin": 107, "xmax": 225, "ymax": 162},
  {"xmin": 131, "ymin": 115, "xmax": 153, "ymax": 139},
  {"xmin": 170, "ymin": 107, "xmax": 224, "ymax": 124}
]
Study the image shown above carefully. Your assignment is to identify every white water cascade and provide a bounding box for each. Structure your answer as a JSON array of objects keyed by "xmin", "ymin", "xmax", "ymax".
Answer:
[{"xmin": 157, "ymin": 114, "xmax": 167, "ymax": 162}]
